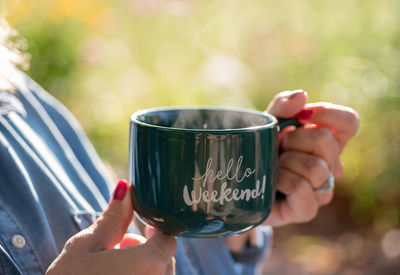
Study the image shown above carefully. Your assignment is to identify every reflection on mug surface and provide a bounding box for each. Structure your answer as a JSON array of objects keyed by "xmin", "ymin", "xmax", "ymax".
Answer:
[{"xmin": 129, "ymin": 107, "xmax": 298, "ymax": 237}]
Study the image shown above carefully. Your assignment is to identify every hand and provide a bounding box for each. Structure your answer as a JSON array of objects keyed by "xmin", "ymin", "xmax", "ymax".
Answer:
[
  {"xmin": 264, "ymin": 90, "xmax": 359, "ymax": 227},
  {"xmin": 46, "ymin": 180, "xmax": 177, "ymax": 275}
]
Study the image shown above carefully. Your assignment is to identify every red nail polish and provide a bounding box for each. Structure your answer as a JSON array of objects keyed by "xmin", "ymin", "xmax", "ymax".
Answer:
[
  {"xmin": 293, "ymin": 109, "xmax": 313, "ymax": 120},
  {"xmin": 113, "ymin": 180, "xmax": 128, "ymax": 201}
]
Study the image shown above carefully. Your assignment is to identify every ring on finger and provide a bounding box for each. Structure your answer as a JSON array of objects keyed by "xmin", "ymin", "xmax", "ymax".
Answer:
[{"xmin": 315, "ymin": 173, "xmax": 334, "ymax": 194}]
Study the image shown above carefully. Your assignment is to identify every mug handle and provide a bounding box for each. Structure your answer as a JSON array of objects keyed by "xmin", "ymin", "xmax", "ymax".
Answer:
[{"xmin": 275, "ymin": 118, "xmax": 304, "ymax": 202}]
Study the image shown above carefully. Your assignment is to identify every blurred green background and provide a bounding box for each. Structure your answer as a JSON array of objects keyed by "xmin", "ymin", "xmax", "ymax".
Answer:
[{"xmin": 5, "ymin": 0, "xmax": 400, "ymax": 273}]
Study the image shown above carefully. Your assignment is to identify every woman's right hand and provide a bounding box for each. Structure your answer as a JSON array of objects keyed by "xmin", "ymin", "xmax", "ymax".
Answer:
[{"xmin": 46, "ymin": 180, "xmax": 177, "ymax": 275}]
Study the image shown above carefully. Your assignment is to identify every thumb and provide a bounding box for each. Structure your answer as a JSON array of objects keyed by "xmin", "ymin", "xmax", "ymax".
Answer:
[
  {"xmin": 144, "ymin": 231, "xmax": 177, "ymax": 260},
  {"xmin": 87, "ymin": 180, "xmax": 133, "ymax": 251},
  {"xmin": 144, "ymin": 227, "xmax": 177, "ymax": 259},
  {"xmin": 266, "ymin": 90, "xmax": 308, "ymax": 118},
  {"xmin": 141, "ymin": 230, "xmax": 177, "ymax": 274}
]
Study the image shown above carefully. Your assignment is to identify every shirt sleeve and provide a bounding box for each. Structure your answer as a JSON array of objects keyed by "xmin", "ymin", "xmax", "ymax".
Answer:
[{"xmin": 21, "ymin": 73, "xmax": 114, "ymax": 200}]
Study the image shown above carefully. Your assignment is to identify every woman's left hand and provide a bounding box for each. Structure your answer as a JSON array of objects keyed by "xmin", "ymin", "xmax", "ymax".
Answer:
[{"xmin": 264, "ymin": 90, "xmax": 359, "ymax": 226}]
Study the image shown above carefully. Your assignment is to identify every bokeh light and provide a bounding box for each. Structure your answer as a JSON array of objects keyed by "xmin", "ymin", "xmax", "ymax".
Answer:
[{"xmin": 4, "ymin": 0, "xmax": 400, "ymax": 273}]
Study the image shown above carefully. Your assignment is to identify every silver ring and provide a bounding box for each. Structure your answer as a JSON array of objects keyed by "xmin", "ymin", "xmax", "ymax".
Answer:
[{"xmin": 315, "ymin": 173, "xmax": 335, "ymax": 193}]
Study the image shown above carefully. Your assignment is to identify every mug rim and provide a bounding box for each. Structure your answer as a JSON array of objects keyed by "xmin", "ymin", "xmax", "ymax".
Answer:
[{"xmin": 130, "ymin": 106, "xmax": 278, "ymax": 134}]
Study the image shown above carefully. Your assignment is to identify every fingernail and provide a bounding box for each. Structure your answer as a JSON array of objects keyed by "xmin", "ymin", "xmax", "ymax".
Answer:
[
  {"xmin": 293, "ymin": 109, "xmax": 314, "ymax": 120},
  {"xmin": 281, "ymin": 89, "xmax": 305, "ymax": 99},
  {"xmin": 112, "ymin": 180, "xmax": 128, "ymax": 201}
]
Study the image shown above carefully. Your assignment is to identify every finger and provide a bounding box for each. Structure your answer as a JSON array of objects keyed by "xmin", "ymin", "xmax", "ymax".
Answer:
[
  {"xmin": 90, "ymin": 231, "xmax": 176, "ymax": 275},
  {"xmin": 280, "ymin": 151, "xmax": 336, "ymax": 206},
  {"xmin": 115, "ymin": 231, "xmax": 176, "ymax": 274},
  {"xmin": 265, "ymin": 168, "xmax": 319, "ymax": 226},
  {"xmin": 87, "ymin": 180, "xmax": 133, "ymax": 251},
  {"xmin": 165, "ymin": 257, "xmax": 176, "ymax": 275},
  {"xmin": 282, "ymin": 127, "xmax": 341, "ymax": 179},
  {"xmin": 280, "ymin": 151, "xmax": 330, "ymax": 190},
  {"xmin": 336, "ymin": 160, "xmax": 344, "ymax": 179},
  {"xmin": 143, "ymin": 231, "xmax": 177, "ymax": 264},
  {"xmin": 145, "ymin": 226, "xmax": 157, "ymax": 238},
  {"xmin": 118, "ymin": 233, "xmax": 147, "ymax": 249},
  {"xmin": 316, "ymin": 189, "xmax": 334, "ymax": 206},
  {"xmin": 280, "ymin": 151, "xmax": 335, "ymax": 206},
  {"xmin": 266, "ymin": 90, "xmax": 308, "ymax": 118},
  {"xmin": 145, "ymin": 226, "xmax": 177, "ymax": 275},
  {"xmin": 300, "ymin": 103, "xmax": 360, "ymax": 149}
]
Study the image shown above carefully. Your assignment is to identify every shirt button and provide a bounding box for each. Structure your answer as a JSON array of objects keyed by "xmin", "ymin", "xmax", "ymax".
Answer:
[{"xmin": 11, "ymin": 234, "xmax": 26, "ymax": 249}]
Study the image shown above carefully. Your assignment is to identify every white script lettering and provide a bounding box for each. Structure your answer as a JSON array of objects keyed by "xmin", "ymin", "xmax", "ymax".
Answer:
[
  {"xmin": 192, "ymin": 156, "xmax": 256, "ymax": 187},
  {"xmin": 183, "ymin": 175, "xmax": 267, "ymax": 206}
]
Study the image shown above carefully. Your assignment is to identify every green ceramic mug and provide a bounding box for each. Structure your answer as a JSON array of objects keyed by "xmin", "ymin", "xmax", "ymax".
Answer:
[{"xmin": 129, "ymin": 107, "xmax": 300, "ymax": 237}]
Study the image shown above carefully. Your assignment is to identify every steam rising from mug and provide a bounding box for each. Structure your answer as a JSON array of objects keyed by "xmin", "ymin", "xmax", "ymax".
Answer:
[{"xmin": 149, "ymin": 109, "xmax": 272, "ymax": 129}]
